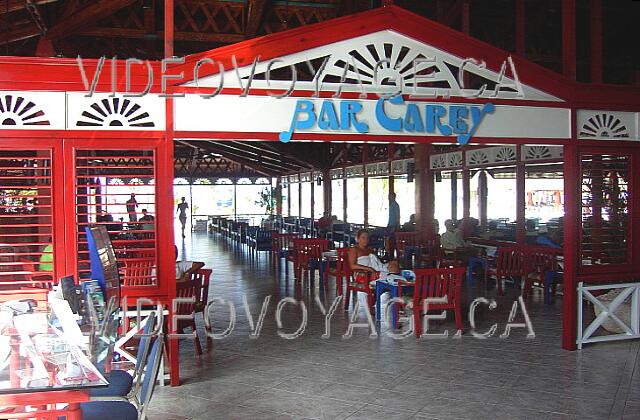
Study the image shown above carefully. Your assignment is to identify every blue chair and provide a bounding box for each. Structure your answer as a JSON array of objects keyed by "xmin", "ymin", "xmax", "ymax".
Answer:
[
  {"xmin": 91, "ymin": 311, "xmax": 156, "ymax": 397},
  {"xmin": 81, "ymin": 333, "xmax": 164, "ymax": 420}
]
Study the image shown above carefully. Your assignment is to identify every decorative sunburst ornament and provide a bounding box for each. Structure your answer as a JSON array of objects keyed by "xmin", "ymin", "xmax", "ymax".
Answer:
[
  {"xmin": 494, "ymin": 147, "xmax": 516, "ymax": 162},
  {"xmin": 579, "ymin": 113, "xmax": 629, "ymax": 139},
  {"xmin": 0, "ymin": 94, "xmax": 50, "ymax": 126},
  {"xmin": 467, "ymin": 150, "xmax": 489, "ymax": 165},
  {"xmin": 76, "ymin": 98, "xmax": 154, "ymax": 127},
  {"xmin": 322, "ymin": 41, "xmax": 457, "ymax": 92}
]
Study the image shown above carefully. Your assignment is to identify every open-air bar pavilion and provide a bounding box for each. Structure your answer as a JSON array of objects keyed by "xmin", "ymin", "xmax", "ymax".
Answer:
[{"xmin": 0, "ymin": 1, "xmax": 639, "ymax": 419}]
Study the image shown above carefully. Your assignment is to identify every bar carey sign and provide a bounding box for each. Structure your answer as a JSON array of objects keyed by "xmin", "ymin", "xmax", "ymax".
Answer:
[{"xmin": 279, "ymin": 96, "xmax": 495, "ymax": 145}]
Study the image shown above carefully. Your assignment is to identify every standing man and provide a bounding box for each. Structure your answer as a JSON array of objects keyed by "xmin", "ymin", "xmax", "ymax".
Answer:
[
  {"xmin": 388, "ymin": 192, "xmax": 400, "ymax": 229},
  {"xmin": 126, "ymin": 193, "xmax": 138, "ymax": 222},
  {"xmin": 176, "ymin": 197, "xmax": 189, "ymax": 238},
  {"xmin": 386, "ymin": 192, "xmax": 401, "ymax": 258}
]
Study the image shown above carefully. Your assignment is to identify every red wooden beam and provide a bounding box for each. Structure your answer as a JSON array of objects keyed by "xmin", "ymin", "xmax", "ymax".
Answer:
[
  {"xmin": 46, "ymin": 0, "xmax": 139, "ymax": 40},
  {"xmin": 562, "ymin": 0, "xmax": 576, "ymax": 80},
  {"xmin": 590, "ymin": 0, "xmax": 603, "ymax": 83}
]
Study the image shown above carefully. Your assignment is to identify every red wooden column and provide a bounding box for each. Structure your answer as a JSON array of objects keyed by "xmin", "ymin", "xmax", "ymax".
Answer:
[
  {"xmin": 363, "ymin": 145, "xmax": 369, "ymax": 226},
  {"xmin": 516, "ymin": 146, "xmax": 526, "ymax": 245},
  {"xmin": 164, "ymin": 0, "xmax": 179, "ymax": 386},
  {"xmin": 515, "ymin": 0, "xmax": 525, "ymax": 56},
  {"xmin": 562, "ymin": 0, "xmax": 576, "ymax": 80},
  {"xmin": 276, "ymin": 177, "xmax": 283, "ymax": 216},
  {"xmin": 310, "ymin": 175, "xmax": 315, "ymax": 220},
  {"xmin": 388, "ymin": 144, "xmax": 395, "ymax": 198},
  {"xmin": 287, "ymin": 182, "xmax": 291, "ymax": 216},
  {"xmin": 323, "ymin": 169, "xmax": 331, "ymax": 215},
  {"xmin": 478, "ymin": 170, "xmax": 488, "ymax": 227},
  {"xmin": 461, "ymin": 0, "xmax": 470, "ymax": 35},
  {"xmin": 342, "ymin": 145, "xmax": 348, "ymax": 223},
  {"xmin": 462, "ymin": 169, "xmax": 470, "ymax": 219},
  {"xmin": 562, "ymin": 142, "xmax": 579, "ymax": 351},
  {"xmin": 415, "ymin": 144, "xmax": 434, "ymax": 235},
  {"xmin": 590, "ymin": 0, "xmax": 603, "ymax": 83},
  {"xmin": 451, "ymin": 172, "xmax": 458, "ymax": 221},
  {"xmin": 164, "ymin": 0, "xmax": 174, "ymax": 58},
  {"xmin": 298, "ymin": 173, "xmax": 302, "ymax": 218}
]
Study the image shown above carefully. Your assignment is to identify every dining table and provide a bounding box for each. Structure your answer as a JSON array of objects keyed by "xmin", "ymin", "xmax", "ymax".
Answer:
[{"xmin": 0, "ymin": 305, "xmax": 112, "ymax": 419}]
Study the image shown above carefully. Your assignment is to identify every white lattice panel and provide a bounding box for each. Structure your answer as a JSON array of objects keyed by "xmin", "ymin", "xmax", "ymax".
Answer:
[
  {"xmin": 0, "ymin": 90, "xmax": 65, "ymax": 130},
  {"xmin": 67, "ymin": 92, "xmax": 165, "ymax": 130},
  {"xmin": 577, "ymin": 110, "xmax": 637, "ymax": 141},
  {"xmin": 186, "ymin": 30, "xmax": 562, "ymax": 102},
  {"xmin": 345, "ymin": 165, "xmax": 364, "ymax": 178},
  {"xmin": 300, "ymin": 172, "xmax": 312, "ymax": 182},
  {"xmin": 330, "ymin": 168, "xmax": 344, "ymax": 179},
  {"xmin": 521, "ymin": 145, "xmax": 564, "ymax": 162}
]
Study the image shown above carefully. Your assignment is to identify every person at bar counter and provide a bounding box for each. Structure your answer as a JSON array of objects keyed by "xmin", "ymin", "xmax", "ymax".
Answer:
[
  {"xmin": 126, "ymin": 193, "xmax": 138, "ymax": 222},
  {"xmin": 348, "ymin": 229, "xmax": 400, "ymax": 282},
  {"xmin": 174, "ymin": 245, "xmax": 204, "ymax": 282},
  {"xmin": 525, "ymin": 219, "xmax": 538, "ymax": 244}
]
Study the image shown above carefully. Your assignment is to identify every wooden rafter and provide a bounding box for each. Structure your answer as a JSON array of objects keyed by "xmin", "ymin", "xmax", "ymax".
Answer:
[
  {"xmin": 246, "ymin": 0, "xmax": 268, "ymax": 37},
  {"xmin": 187, "ymin": 141, "xmax": 295, "ymax": 175},
  {"xmin": 177, "ymin": 140, "xmax": 277, "ymax": 177},
  {"xmin": 208, "ymin": 141, "xmax": 306, "ymax": 172},
  {"xmin": 78, "ymin": 27, "xmax": 245, "ymax": 43},
  {"xmin": 46, "ymin": 0, "xmax": 139, "ymax": 40}
]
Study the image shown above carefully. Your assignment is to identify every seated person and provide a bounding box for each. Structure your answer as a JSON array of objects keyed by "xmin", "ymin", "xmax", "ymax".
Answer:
[
  {"xmin": 400, "ymin": 214, "xmax": 417, "ymax": 232},
  {"xmin": 348, "ymin": 229, "xmax": 400, "ymax": 283},
  {"xmin": 317, "ymin": 211, "xmax": 332, "ymax": 237},
  {"xmin": 441, "ymin": 219, "xmax": 468, "ymax": 251},
  {"xmin": 525, "ymin": 219, "xmax": 538, "ymax": 245},
  {"xmin": 174, "ymin": 245, "xmax": 204, "ymax": 282},
  {"xmin": 139, "ymin": 209, "xmax": 155, "ymax": 231},
  {"xmin": 481, "ymin": 220, "xmax": 503, "ymax": 239},
  {"xmin": 536, "ymin": 228, "xmax": 562, "ymax": 249}
]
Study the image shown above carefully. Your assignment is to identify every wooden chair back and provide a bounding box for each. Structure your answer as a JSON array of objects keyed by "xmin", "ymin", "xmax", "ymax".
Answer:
[{"xmin": 122, "ymin": 258, "xmax": 155, "ymax": 286}]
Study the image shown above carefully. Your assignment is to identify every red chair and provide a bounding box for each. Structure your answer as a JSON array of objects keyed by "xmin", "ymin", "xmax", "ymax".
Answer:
[
  {"xmin": 394, "ymin": 232, "xmax": 422, "ymax": 268},
  {"xmin": 293, "ymin": 238, "xmax": 329, "ymax": 280},
  {"xmin": 523, "ymin": 247, "xmax": 559, "ymax": 299},
  {"xmin": 121, "ymin": 258, "xmax": 155, "ymax": 286},
  {"xmin": 418, "ymin": 237, "xmax": 442, "ymax": 268},
  {"xmin": 176, "ymin": 278, "xmax": 203, "ymax": 355},
  {"xmin": 397, "ymin": 267, "xmax": 465, "ymax": 335},
  {"xmin": 485, "ymin": 247, "xmax": 526, "ymax": 295},
  {"xmin": 343, "ymin": 253, "xmax": 376, "ymax": 313},
  {"xmin": 271, "ymin": 233, "xmax": 298, "ymax": 265},
  {"xmin": 324, "ymin": 248, "xmax": 349, "ymax": 295},
  {"xmin": 190, "ymin": 268, "xmax": 212, "ymax": 343}
]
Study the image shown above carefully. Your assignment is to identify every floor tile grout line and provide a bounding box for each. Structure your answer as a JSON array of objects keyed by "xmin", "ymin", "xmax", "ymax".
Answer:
[{"xmin": 608, "ymin": 341, "xmax": 640, "ymax": 419}]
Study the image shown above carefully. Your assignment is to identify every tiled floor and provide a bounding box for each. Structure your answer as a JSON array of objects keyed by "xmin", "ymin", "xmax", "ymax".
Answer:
[{"xmin": 148, "ymin": 231, "xmax": 640, "ymax": 420}]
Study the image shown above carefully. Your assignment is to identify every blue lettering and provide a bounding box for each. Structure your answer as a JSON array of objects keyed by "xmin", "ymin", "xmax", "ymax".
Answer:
[
  {"xmin": 318, "ymin": 100, "xmax": 339, "ymax": 130},
  {"xmin": 457, "ymin": 103, "xmax": 495, "ymax": 145},
  {"xmin": 449, "ymin": 105, "xmax": 468, "ymax": 134},
  {"xmin": 403, "ymin": 103, "xmax": 424, "ymax": 133},
  {"xmin": 279, "ymin": 100, "xmax": 317, "ymax": 142},
  {"xmin": 340, "ymin": 101, "xmax": 369, "ymax": 133},
  {"xmin": 425, "ymin": 105, "xmax": 452, "ymax": 136},
  {"xmin": 375, "ymin": 96, "xmax": 403, "ymax": 132}
]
